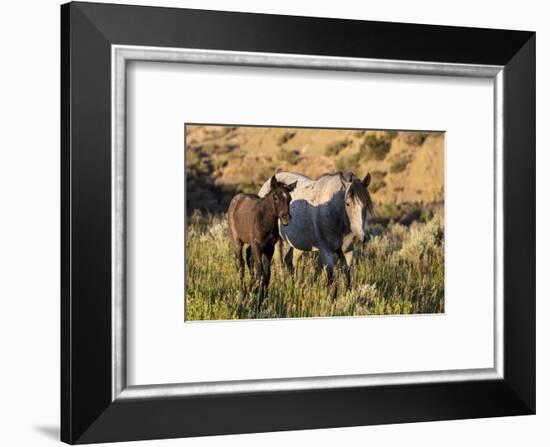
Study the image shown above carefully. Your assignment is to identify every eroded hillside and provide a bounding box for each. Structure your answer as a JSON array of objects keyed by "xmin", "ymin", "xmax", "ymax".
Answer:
[{"xmin": 185, "ymin": 125, "xmax": 444, "ymax": 215}]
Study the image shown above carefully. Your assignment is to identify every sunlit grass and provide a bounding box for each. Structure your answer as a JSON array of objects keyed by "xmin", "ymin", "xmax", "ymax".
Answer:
[{"xmin": 185, "ymin": 211, "xmax": 444, "ymax": 320}]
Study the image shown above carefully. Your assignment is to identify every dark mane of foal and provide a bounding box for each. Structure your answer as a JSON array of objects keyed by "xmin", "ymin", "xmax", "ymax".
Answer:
[
  {"xmin": 242, "ymin": 185, "xmax": 283, "ymax": 204},
  {"xmin": 263, "ymin": 187, "xmax": 278, "ymax": 199}
]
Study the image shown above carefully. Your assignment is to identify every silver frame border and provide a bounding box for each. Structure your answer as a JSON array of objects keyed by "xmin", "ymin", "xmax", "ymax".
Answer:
[{"xmin": 111, "ymin": 45, "xmax": 504, "ymax": 402}]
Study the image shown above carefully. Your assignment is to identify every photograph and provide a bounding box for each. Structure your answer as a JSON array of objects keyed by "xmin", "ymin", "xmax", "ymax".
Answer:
[{"xmin": 185, "ymin": 124, "xmax": 445, "ymax": 320}]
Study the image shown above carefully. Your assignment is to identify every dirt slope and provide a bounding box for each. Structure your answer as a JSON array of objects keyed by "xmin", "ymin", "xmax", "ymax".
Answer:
[{"xmin": 186, "ymin": 125, "xmax": 444, "ymax": 213}]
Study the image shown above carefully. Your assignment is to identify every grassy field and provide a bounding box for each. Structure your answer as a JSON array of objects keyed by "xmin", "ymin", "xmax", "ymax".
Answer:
[{"xmin": 185, "ymin": 210, "xmax": 445, "ymax": 321}]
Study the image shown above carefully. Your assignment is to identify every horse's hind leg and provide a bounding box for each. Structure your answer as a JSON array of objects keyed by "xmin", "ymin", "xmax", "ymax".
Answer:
[
  {"xmin": 232, "ymin": 240, "xmax": 245, "ymax": 290},
  {"xmin": 250, "ymin": 243, "xmax": 264, "ymax": 315},
  {"xmin": 245, "ymin": 246, "xmax": 254, "ymax": 277},
  {"xmin": 262, "ymin": 243, "xmax": 275, "ymax": 290}
]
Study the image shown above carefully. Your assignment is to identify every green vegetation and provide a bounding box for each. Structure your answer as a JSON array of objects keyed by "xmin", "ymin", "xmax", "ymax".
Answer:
[
  {"xmin": 277, "ymin": 131, "xmax": 296, "ymax": 145},
  {"xmin": 333, "ymin": 131, "xmax": 399, "ymax": 172},
  {"xmin": 186, "ymin": 147, "xmax": 213, "ymax": 176},
  {"xmin": 375, "ymin": 203, "xmax": 402, "ymax": 221},
  {"xmin": 185, "ymin": 211, "xmax": 444, "ymax": 320},
  {"xmin": 276, "ymin": 148, "xmax": 301, "ymax": 165},
  {"xmin": 335, "ymin": 152, "xmax": 361, "ymax": 171},
  {"xmin": 369, "ymin": 170, "xmax": 387, "ymax": 193},
  {"xmin": 404, "ymin": 132, "xmax": 430, "ymax": 146},
  {"xmin": 390, "ymin": 155, "xmax": 410, "ymax": 173},
  {"xmin": 325, "ymin": 139, "xmax": 351, "ymax": 157},
  {"xmin": 372, "ymin": 202, "xmax": 439, "ymax": 225},
  {"xmin": 361, "ymin": 133, "xmax": 393, "ymax": 161},
  {"xmin": 236, "ymin": 180, "xmax": 258, "ymax": 194}
]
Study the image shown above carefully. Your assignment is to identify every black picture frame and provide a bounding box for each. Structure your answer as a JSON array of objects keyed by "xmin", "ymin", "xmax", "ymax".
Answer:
[{"xmin": 61, "ymin": 2, "xmax": 535, "ymax": 444}]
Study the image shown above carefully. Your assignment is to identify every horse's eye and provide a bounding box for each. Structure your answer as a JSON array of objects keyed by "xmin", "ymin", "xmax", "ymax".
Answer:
[
  {"xmin": 274, "ymin": 196, "xmax": 279, "ymax": 202},
  {"xmin": 346, "ymin": 201, "xmax": 351, "ymax": 206}
]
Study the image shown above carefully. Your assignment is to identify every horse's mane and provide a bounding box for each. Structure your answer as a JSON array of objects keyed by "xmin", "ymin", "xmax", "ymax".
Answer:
[{"xmin": 350, "ymin": 178, "xmax": 375, "ymax": 217}]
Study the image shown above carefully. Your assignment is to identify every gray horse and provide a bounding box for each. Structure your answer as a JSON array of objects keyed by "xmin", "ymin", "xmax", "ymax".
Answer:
[{"xmin": 258, "ymin": 171, "xmax": 374, "ymax": 289}]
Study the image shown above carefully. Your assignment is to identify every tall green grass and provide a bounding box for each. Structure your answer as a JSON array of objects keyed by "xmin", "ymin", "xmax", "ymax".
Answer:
[{"xmin": 185, "ymin": 211, "xmax": 444, "ymax": 320}]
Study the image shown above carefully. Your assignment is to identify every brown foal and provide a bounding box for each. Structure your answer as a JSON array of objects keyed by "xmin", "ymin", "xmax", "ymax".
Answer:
[{"xmin": 228, "ymin": 176, "xmax": 297, "ymax": 306}]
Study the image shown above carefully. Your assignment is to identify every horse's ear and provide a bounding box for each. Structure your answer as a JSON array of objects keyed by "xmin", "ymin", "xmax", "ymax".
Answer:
[
  {"xmin": 286, "ymin": 181, "xmax": 297, "ymax": 192},
  {"xmin": 362, "ymin": 173, "xmax": 371, "ymax": 188},
  {"xmin": 270, "ymin": 175, "xmax": 278, "ymax": 191}
]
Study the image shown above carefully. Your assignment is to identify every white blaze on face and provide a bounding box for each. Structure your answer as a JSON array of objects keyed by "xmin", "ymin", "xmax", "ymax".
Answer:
[
  {"xmin": 341, "ymin": 174, "xmax": 373, "ymax": 243},
  {"xmin": 345, "ymin": 196, "xmax": 367, "ymax": 242}
]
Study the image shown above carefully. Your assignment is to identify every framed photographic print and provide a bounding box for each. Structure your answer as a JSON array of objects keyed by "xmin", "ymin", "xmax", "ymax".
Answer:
[
  {"xmin": 184, "ymin": 123, "xmax": 444, "ymax": 321},
  {"xmin": 61, "ymin": 2, "xmax": 535, "ymax": 444}
]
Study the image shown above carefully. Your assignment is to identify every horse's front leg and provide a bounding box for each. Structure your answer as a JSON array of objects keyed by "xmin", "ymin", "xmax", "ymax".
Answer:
[
  {"xmin": 262, "ymin": 242, "xmax": 275, "ymax": 292},
  {"xmin": 344, "ymin": 250, "xmax": 354, "ymax": 269},
  {"xmin": 260, "ymin": 256, "xmax": 270, "ymax": 302},
  {"xmin": 250, "ymin": 243, "xmax": 264, "ymax": 310},
  {"xmin": 274, "ymin": 238, "xmax": 285, "ymax": 274},
  {"xmin": 319, "ymin": 247, "xmax": 337, "ymax": 300},
  {"xmin": 336, "ymin": 247, "xmax": 351, "ymax": 290},
  {"xmin": 291, "ymin": 248, "xmax": 303, "ymax": 275}
]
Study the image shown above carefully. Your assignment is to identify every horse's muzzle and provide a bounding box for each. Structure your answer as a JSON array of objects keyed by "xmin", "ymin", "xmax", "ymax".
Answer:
[{"xmin": 355, "ymin": 234, "xmax": 368, "ymax": 244}]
